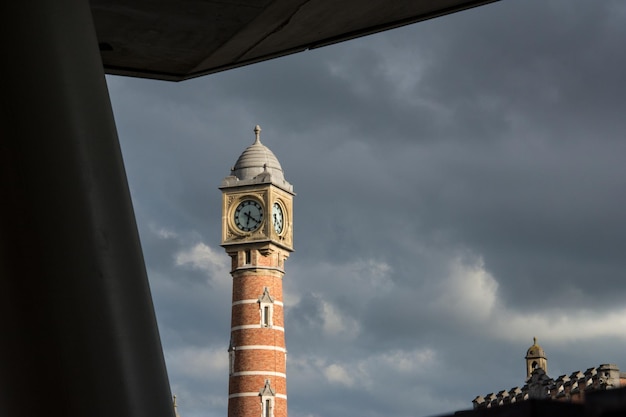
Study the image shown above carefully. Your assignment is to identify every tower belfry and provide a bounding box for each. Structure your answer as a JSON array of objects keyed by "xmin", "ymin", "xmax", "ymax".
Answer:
[
  {"xmin": 220, "ymin": 126, "xmax": 294, "ymax": 417},
  {"xmin": 525, "ymin": 337, "xmax": 547, "ymax": 380}
]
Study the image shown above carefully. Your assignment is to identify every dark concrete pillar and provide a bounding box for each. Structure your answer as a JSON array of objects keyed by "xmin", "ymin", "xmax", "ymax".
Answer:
[{"xmin": 0, "ymin": 1, "xmax": 174, "ymax": 416}]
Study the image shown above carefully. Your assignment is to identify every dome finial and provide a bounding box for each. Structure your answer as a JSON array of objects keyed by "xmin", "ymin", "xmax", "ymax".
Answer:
[
  {"xmin": 533, "ymin": 336, "xmax": 537, "ymax": 345},
  {"xmin": 254, "ymin": 125, "xmax": 262, "ymax": 144}
]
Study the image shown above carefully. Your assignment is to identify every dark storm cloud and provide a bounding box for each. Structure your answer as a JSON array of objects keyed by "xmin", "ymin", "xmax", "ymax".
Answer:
[
  {"xmin": 107, "ymin": 1, "xmax": 626, "ymax": 417},
  {"xmin": 415, "ymin": 1, "xmax": 626, "ymax": 137},
  {"xmin": 402, "ymin": 0, "xmax": 626, "ymax": 307}
]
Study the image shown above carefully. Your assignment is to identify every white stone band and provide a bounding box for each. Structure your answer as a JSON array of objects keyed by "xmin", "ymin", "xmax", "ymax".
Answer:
[
  {"xmin": 234, "ymin": 265, "xmax": 285, "ymax": 273},
  {"xmin": 232, "ymin": 371, "xmax": 286, "ymax": 378},
  {"xmin": 229, "ymin": 393, "xmax": 287, "ymax": 399},
  {"xmin": 231, "ymin": 325, "xmax": 284, "ymax": 332},
  {"xmin": 235, "ymin": 345, "xmax": 287, "ymax": 353},
  {"xmin": 232, "ymin": 299, "xmax": 284, "ymax": 307}
]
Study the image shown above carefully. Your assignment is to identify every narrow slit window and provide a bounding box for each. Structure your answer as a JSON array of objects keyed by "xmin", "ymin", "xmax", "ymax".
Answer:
[
  {"xmin": 245, "ymin": 250, "xmax": 251, "ymax": 264},
  {"xmin": 263, "ymin": 306, "xmax": 270, "ymax": 326}
]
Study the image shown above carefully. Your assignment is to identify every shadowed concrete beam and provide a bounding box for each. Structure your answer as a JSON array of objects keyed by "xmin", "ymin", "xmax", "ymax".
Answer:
[{"xmin": 0, "ymin": 1, "xmax": 174, "ymax": 416}]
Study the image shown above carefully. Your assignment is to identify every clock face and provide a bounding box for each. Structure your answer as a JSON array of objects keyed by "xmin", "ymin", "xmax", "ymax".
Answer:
[
  {"xmin": 272, "ymin": 202, "xmax": 284, "ymax": 234},
  {"xmin": 234, "ymin": 200, "xmax": 264, "ymax": 232}
]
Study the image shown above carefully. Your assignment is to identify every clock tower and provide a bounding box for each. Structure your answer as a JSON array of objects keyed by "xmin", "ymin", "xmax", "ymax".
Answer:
[{"xmin": 220, "ymin": 126, "xmax": 294, "ymax": 417}]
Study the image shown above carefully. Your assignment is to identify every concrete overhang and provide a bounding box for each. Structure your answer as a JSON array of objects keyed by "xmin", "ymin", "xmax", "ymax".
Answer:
[{"xmin": 93, "ymin": 0, "xmax": 499, "ymax": 81}]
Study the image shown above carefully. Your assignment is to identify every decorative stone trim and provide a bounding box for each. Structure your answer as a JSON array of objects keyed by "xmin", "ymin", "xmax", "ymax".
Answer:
[
  {"xmin": 232, "ymin": 371, "xmax": 286, "ymax": 378},
  {"xmin": 228, "ymin": 393, "xmax": 287, "ymax": 400},
  {"xmin": 260, "ymin": 380, "xmax": 276, "ymax": 417},
  {"xmin": 235, "ymin": 345, "xmax": 287, "ymax": 353},
  {"xmin": 259, "ymin": 287, "xmax": 274, "ymax": 327},
  {"xmin": 233, "ymin": 299, "xmax": 284, "ymax": 307},
  {"xmin": 231, "ymin": 325, "xmax": 284, "ymax": 332},
  {"xmin": 233, "ymin": 265, "xmax": 285, "ymax": 273}
]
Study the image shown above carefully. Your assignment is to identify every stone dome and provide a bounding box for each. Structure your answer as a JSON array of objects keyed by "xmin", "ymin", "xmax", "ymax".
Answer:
[
  {"xmin": 231, "ymin": 125, "xmax": 284, "ymax": 181},
  {"xmin": 526, "ymin": 337, "xmax": 546, "ymax": 358}
]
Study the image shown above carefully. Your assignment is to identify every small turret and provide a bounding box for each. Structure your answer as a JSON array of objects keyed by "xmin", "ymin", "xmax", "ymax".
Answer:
[{"xmin": 525, "ymin": 337, "xmax": 548, "ymax": 380}]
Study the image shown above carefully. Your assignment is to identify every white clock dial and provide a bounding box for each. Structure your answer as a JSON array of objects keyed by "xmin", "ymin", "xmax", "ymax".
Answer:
[
  {"xmin": 272, "ymin": 202, "xmax": 284, "ymax": 234},
  {"xmin": 234, "ymin": 200, "xmax": 263, "ymax": 232}
]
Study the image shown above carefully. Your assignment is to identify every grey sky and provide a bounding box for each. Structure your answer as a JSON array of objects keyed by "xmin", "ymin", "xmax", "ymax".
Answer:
[{"xmin": 107, "ymin": 1, "xmax": 626, "ymax": 416}]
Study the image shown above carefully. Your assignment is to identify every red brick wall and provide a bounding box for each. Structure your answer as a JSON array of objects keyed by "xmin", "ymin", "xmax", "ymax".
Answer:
[
  {"xmin": 228, "ymin": 396, "xmax": 287, "ymax": 417},
  {"xmin": 228, "ymin": 246, "xmax": 289, "ymax": 417},
  {"xmin": 233, "ymin": 349, "xmax": 287, "ymax": 374},
  {"xmin": 230, "ymin": 375, "xmax": 287, "ymax": 394},
  {"xmin": 232, "ymin": 274, "xmax": 283, "ymax": 301}
]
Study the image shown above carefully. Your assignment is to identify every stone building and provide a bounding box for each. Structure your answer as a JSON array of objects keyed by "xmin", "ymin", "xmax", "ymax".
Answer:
[
  {"xmin": 220, "ymin": 126, "xmax": 294, "ymax": 417},
  {"xmin": 472, "ymin": 338, "xmax": 626, "ymax": 409}
]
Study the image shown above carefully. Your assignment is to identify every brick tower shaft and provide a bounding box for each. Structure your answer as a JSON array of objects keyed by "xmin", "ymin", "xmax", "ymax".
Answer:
[{"xmin": 227, "ymin": 245, "xmax": 289, "ymax": 417}]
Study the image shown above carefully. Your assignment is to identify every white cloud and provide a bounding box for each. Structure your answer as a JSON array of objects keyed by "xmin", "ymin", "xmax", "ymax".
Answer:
[
  {"xmin": 434, "ymin": 255, "xmax": 499, "ymax": 321},
  {"xmin": 152, "ymin": 225, "xmax": 179, "ymax": 239},
  {"xmin": 175, "ymin": 242, "xmax": 224, "ymax": 271},
  {"xmin": 166, "ymin": 345, "xmax": 228, "ymax": 379},
  {"xmin": 292, "ymin": 346, "xmax": 439, "ymax": 389},
  {"xmin": 432, "ymin": 253, "xmax": 626, "ymax": 345},
  {"xmin": 379, "ymin": 348, "xmax": 438, "ymax": 374},
  {"xmin": 175, "ymin": 242, "xmax": 231, "ymax": 290},
  {"xmin": 320, "ymin": 299, "xmax": 360, "ymax": 338},
  {"xmin": 493, "ymin": 308, "xmax": 626, "ymax": 344},
  {"xmin": 324, "ymin": 363, "xmax": 355, "ymax": 387}
]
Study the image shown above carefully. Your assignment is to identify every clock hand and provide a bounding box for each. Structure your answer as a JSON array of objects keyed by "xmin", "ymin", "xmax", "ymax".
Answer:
[{"xmin": 245, "ymin": 211, "xmax": 260, "ymax": 224}]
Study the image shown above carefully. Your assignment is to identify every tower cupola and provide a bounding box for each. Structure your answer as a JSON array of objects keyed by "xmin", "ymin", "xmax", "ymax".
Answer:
[
  {"xmin": 232, "ymin": 125, "xmax": 283, "ymax": 180},
  {"xmin": 222, "ymin": 125, "xmax": 292, "ymax": 192},
  {"xmin": 525, "ymin": 337, "xmax": 547, "ymax": 380}
]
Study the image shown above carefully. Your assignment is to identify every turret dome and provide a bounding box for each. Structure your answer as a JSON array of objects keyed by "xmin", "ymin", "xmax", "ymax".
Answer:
[
  {"xmin": 231, "ymin": 125, "xmax": 284, "ymax": 181},
  {"xmin": 220, "ymin": 125, "xmax": 293, "ymax": 193},
  {"xmin": 526, "ymin": 337, "xmax": 546, "ymax": 358}
]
